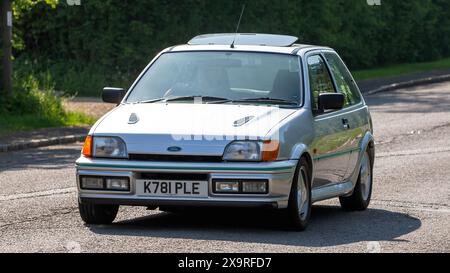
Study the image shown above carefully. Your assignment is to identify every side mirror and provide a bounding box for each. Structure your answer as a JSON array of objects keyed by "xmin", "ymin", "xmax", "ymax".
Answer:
[
  {"xmin": 318, "ymin": 93, "xmax": 344, "ymax": 111},
  {"xmin": 102, "ymin": 87, "xmax": 126, "ymax": 104}
]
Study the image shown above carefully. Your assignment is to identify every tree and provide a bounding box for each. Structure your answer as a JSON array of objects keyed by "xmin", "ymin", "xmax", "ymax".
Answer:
[
  {"xmin": 1, "ymin": 0, "xmax": 12, "ymax": 96},
  {"xmin": 0, "ymin": 0, "xmax": 58, "ymax": 97}
]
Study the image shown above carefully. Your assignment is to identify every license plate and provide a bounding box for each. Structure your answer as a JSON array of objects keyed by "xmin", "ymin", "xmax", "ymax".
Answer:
[{"xmin": 136, "ymin": 180, "xmax": 208, "ymax": 197}]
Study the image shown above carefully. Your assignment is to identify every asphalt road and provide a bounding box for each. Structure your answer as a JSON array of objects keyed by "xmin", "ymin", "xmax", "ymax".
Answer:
[{"xmin": 1, "ymin": 81, "xmax": 450, "ymax": 253}]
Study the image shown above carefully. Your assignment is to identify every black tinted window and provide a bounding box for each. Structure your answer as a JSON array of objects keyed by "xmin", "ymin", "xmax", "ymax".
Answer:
[
  {"xmin": 324, "ymin": 53, "xmax": 361, "ymax": 107},
  {"xmin": 307, "ymin": 55, "xmax": 336, "ymax": 111}
]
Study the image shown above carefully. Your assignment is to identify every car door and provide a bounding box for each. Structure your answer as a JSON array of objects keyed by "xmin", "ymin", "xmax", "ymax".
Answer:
[
  {"xmin": 323, "ymin": 51, "xmax": 367, "ymax": 181},
  {"xmin": 307, "ymin": 53, "xmax": 351, "ymax": 188}
]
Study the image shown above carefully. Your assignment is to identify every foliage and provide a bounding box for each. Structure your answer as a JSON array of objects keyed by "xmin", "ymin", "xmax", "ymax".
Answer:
[
  {"xmin": 353, "ymin": 57, "xmax": 450, "ymax": 80},
  {"xmin": 0, "ymin": 73, "xmax": 94, "ymax": 135},
  {"xmin": 7, "ymin": 0, "xmax": 450, "ymax": 95}
]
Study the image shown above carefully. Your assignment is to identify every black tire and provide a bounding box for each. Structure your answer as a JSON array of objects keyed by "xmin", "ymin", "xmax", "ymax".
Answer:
[
  {"xmin": 286, "ymin": 157, "xmax": 312, "ymax": 231},
  {"xmin": 339, "ymin": 150, "xmax": 373, "ymax": 211},
  {"xmin": 78, "ymin": 200, "xmax": 119, "ymax": 225}
]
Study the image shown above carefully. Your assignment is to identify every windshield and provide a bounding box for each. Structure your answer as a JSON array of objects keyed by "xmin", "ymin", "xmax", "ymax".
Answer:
[{"xmin": 126, "ymin": 51, "xmax": 302, "ymax": 105}]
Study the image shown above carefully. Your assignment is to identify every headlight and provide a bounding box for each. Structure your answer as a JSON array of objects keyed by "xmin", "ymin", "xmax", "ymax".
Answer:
[
  {"xmin": 93, "ymin": 136, "xmax": 128, "ymax": 158},
  {"xmin": 223, "ymin": 141, "xmax": 261, "ymax": 161},
  {"xmin": 222, "ymin": 140, "xmax": 280, "ymax": 162}
]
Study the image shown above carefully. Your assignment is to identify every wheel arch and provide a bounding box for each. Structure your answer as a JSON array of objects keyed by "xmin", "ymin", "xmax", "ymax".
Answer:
[
  {"xmin": 301, "ymin": 152, "xmax": 313, "ymax": 184},
  {"xmin": 361, "ymin": 131, "xmax": 375, "ymax": 165},
  {"xmin": 349, "ymin": 131, "xmax": 375, "ymax": 185},
  {"xmin": 366, "ymin": 138, "xmax": 375, "ymax": 170},
  {"xmin": 291, "ymin": 143, "xmax": 314, "ymax": 183}
]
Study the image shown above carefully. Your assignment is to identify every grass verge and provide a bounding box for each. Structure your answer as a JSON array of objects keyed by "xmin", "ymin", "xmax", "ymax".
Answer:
[
  {"xmin": 353, "ymin": 58, "xmax": 450, "ymax": 81},
  {"xmin": 0, "ymin": 75, "xmax": 96, "ymax": 136},
  {"xmin": 0, "ymin": 112, "xmax": 94, "ymax": 136}
]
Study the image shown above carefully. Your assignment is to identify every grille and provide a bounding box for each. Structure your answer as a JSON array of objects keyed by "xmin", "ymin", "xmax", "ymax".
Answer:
[{"xmin": 129, "ymin": 154, "xmax": 223, "ymax": 163}]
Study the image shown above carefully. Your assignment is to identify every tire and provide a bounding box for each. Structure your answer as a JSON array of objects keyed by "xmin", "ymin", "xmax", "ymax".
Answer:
[
  {"xmin": 286, "ymin": 157, "xmax": 312, "ymax": 231},
  {"xmin": 78, "ymin": 200, "xmax": 119, "ymax": 225},
  {"xmin": 339, "ymin": 150, "xmax": 373, "ymax": 211}
]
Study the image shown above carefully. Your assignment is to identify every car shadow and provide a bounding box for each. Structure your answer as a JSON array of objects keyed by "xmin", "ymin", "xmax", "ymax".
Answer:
[{"xmin": 88, "ymin": 205, "xmax": 421, "ymax": 247}]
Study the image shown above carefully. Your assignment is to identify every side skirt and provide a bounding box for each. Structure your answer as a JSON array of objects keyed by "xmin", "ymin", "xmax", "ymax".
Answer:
[{"xmin": 311, "ymin": 181, "xmax": 354, "ymax": 203}]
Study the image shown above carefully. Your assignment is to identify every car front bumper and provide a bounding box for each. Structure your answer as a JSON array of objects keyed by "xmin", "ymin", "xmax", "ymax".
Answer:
[{"xmin": 75, "ymin": 156, "xmax": 297, "ymax": 209}]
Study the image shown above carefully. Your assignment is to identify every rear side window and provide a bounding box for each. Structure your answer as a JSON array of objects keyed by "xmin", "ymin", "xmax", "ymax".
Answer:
[
  {"xmin": 307, "ymin": 55, "xmax": 336, "ymax": 111},
  {"xmin": 324, "ymin": 53, "xmax": 361, "ymax": 107}
]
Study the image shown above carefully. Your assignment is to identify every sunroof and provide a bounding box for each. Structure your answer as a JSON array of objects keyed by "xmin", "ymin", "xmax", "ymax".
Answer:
[{"xmin": 188, "ymin": 33, "xmax": 299, "ymax": 47}]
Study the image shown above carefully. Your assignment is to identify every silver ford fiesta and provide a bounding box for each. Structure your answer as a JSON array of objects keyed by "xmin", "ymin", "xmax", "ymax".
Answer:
[{"xmin": 76, "ymin": 33, "xmax": 375, "ymax": 231}]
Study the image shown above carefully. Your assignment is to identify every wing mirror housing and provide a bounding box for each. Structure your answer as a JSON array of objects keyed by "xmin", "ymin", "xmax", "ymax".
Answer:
[
  {"xmin": 102, "ymin": 87, "xmax": 126, "ymax": 104},
  {"xmin": 318, "ymin": 93, "xmax": 345, "ymax": 111}
]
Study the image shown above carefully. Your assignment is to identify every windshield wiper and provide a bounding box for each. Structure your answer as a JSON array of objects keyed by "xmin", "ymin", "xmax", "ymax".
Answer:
[
  {"xmin": 211, "ymin": 97, "xmax": 298, "ymax": 105},
  {"xmin": 133, "ymin": 96, "xmax": 297, "ymax": 105},
  {"xmin": 133, "ymin": 96, "xmax": 229, "ymax": 104},
  {"xmin": 136, "ymin": 98, "xmax": 165, "ymax": 104},
  {"xmin": 164, "ymin": 95, "xmax": 230, "ymax": 103}
]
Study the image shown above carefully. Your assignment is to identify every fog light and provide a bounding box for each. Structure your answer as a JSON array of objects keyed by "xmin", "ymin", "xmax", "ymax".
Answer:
[
  {"xmin": 80, "ymin": 177, "xmax": 104, "ymax": 190},
  {"xmin": 214, "ymin": 181, "xmax": 239, "ymax": 193},
  {"xmin": 106, "ymin": 178, "xmax": 130, "ymax": 191},
  {"xmin": 242, "ymin": 181, "xmax": 268, "ymax": 194}
]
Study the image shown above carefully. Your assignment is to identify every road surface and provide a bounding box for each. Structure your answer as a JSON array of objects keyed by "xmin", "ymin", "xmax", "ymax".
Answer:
[{"xmin": 1, "ymin": 81, "xmax": 450, "ymax": 253}]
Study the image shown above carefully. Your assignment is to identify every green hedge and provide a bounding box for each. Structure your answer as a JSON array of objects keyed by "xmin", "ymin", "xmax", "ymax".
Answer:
[{"xmin": 11, "ymin": 0, "xmax": 450, "ymax": 95}]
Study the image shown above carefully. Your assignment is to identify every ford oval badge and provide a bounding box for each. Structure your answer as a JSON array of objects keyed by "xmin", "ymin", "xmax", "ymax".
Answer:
[{"xmin": 167, "ymin": 146, "xmax": 182, "ymax": 152}]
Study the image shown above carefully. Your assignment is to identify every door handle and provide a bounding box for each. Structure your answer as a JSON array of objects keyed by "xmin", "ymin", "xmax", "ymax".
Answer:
[{"xmin": 342, "ymin": 118, "xmax": 350, "ymax": 130}]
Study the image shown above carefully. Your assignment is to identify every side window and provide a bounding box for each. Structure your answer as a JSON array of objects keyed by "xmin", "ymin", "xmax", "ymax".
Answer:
[
  {"xmin": 324, "ymin": 53, "xmax": 361, "ymax": 107},
  {"xmin": 307, "ymin": 55, "xmax": 336, "ymax": 111}
]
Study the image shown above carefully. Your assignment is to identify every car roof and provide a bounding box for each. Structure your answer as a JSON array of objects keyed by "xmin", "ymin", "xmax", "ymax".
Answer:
[{"xmin": 166, "ymin": 33, "xmax": 332, "ymax": 56}]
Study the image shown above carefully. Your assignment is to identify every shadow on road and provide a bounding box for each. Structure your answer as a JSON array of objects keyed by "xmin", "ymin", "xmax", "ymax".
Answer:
[
  {"xmin": 0, "ymin": 145, "xmax": 81, "ymax": 171},
  {"xmin": 89, "ymin": 205, "xmax": 421, "ymax": 247},
  {"xmin": 365, "ymin": 82, "xmax": 450, "ymax": 114}
]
